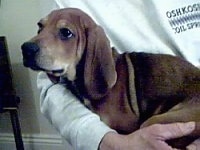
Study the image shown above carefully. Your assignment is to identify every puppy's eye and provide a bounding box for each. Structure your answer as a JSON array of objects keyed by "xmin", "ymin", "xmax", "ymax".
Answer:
[
  {"xmin": 59, "ymin": 28, "xmax": 74, "ymax": 40},
  {"xmin": 37, "ymin": 22, "xmax": 43, "ymax": 34}
]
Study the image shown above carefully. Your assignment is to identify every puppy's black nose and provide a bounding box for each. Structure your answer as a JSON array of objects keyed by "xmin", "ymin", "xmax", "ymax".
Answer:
[
  {"xmin": 21, "ymin": 42, "xmax": 39, "ymax": 58},
  {"xmin": 21, "ymin": 42, "xmax": 40, "ymax": 68}
]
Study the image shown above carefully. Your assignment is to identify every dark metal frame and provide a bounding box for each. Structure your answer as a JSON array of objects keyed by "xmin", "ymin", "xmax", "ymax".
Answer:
[
  {"xmin": 4, "ymin": 107, "xmax": 24, "ymax": 150},
  {"xmin": 0, "ymin": 36, "xmax": 24, "ymax": 150}
]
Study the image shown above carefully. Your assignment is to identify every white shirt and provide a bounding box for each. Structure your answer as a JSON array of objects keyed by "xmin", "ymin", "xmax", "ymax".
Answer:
[
  {"xmin": 151, "ymin": 0, "xmax": 200, "ymax": 66},
  {"xmin": 38, "ymin": 0, "xmax": 200, "ymax": 150}
]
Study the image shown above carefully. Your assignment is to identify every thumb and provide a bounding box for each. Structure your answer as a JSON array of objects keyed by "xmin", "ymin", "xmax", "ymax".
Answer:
[{"xmin": 158, "ymin": 122, "xmax": 195, "ymax": 140}]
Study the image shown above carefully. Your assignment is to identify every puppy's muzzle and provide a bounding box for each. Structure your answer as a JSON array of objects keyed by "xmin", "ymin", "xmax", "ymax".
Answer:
[{"xmin": 21, "ymin": 42, "xmax": 40, "ymax": 70}]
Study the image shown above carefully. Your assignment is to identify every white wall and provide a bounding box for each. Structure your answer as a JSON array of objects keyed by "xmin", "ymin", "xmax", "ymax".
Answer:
[{"xmin": 0, "ymin": 0, "xmax": 72, "ymax": 149}]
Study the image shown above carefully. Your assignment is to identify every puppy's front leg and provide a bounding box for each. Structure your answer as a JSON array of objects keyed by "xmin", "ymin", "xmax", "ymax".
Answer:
[{"xmin": 140, "ymin": 102, "xmax": 200, "ymax": 148}]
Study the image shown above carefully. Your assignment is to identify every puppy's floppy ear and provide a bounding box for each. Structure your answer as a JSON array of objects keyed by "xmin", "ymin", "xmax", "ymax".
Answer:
[{"xmin": 84, "ymin": 26, "xmax": 117, "ymax": 99}]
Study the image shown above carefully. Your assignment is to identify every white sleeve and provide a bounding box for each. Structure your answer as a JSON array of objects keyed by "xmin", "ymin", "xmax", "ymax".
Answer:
[{"xmin": 37, "ymin": 72, "xmax": 115, "ymax": 150}]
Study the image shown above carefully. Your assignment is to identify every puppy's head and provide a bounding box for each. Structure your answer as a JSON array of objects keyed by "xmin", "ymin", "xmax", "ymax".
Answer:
[
  {"xmin": 21, "ymin": 8, "xmax": 96, "ymax": 81},
  {"xmin": 22, "ymin": 8, "xmax": 117, "ymax": 98}
]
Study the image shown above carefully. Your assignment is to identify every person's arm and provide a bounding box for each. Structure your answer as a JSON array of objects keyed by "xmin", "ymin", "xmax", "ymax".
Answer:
[
  {"xmin": 37, "ymin": 72, "xmax": 198, "ymax": 150},
  {"xmin": 37, "ymin": 72, "xmax": 115, "ymax": 150}
]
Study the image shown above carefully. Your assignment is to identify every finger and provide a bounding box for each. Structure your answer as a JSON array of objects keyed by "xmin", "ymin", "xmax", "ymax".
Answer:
[
  {"xmin": 186, "ymin": 138, "xmax": 200, "ymax": 150},
  {"xmin": 149, "ymin": 122, "xmax": 195, "ymax": 140},
  {"xmin": 150, "ymin": 140, "xmax": 180, "ymax": 150}
]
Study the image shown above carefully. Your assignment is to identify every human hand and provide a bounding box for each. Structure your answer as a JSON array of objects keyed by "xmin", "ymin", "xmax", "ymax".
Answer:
[
  {"xmin": 99, "ymin": 122, "xmax": 198, "ymax": 150},
  {"xmin": 186, "ymin": 138, "xmax": 200, "ymax": 150}
]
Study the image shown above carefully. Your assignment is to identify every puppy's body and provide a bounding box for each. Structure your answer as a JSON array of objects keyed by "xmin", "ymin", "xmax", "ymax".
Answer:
[
  {"xmin": 21, "ymin": 8, "xmax": 200, "ymax": 148},
  {"xmin": 76, "ymin": 50, "xmax": 200, "ymax": 133}
]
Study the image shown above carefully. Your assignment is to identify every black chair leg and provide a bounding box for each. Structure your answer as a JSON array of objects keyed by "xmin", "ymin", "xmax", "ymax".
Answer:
[{"xmin": 9, "ymin": 109, "xmax": 24, "ymax": 150}]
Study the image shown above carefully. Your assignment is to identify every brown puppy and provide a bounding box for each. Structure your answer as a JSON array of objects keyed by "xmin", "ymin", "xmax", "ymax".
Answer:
[{"xmin": 21, "ymin": 8, "xmax": 200, "ymax": 148}]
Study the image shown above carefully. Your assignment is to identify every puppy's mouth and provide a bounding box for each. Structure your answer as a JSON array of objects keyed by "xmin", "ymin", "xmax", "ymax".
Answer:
[
  {"xmin": 38, "ymin": 68, "xmax": 65, "ymax": 77},
  {"xmin": 33, "ymin": 66, "xmax": 64, "ymax": 76},
  {"xmin": 24, "ymin": 60, "xmax": 65, "ymax": 76}
]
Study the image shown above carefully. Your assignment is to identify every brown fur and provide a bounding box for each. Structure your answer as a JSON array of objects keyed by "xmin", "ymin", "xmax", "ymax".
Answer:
[{"xmin": 21, "ymin": 8, "xmax": 200, "ymax": 148}]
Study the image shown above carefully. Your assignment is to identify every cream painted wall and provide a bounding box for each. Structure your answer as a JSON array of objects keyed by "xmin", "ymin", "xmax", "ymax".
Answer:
[{"xmin": 0, "ymin": 0, "xmax": 71, "ymax": 149}]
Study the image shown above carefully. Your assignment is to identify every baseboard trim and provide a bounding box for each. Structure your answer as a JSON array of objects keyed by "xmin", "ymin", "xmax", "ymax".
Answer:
[
  {"xmin": 0, "ymin": 133, "xmax": 72, "ymax": 150},
  {"xmin": 0, "ymin": 133, "xmax": 62, "ymax": 144}
]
